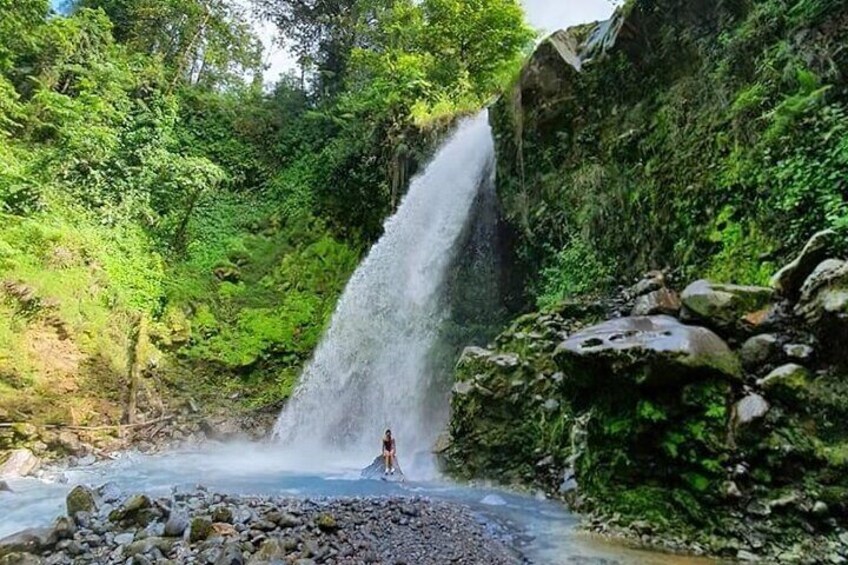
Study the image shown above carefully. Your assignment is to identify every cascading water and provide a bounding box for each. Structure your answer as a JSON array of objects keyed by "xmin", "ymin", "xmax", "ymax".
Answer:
[{"xmin": 273, "ymin": 112, "xmax": 495, "ymax": 475}]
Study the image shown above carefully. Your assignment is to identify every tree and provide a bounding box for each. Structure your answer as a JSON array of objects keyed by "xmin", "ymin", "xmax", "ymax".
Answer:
[{"xmin": 79, "ymin": 0, "xmax": 264, "ymax": 89}]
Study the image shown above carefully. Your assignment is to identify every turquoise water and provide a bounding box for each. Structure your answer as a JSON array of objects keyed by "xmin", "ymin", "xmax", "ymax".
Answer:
[{"xmin": 0, "ymin": 443, "xmax": 703, "ymax": 564}]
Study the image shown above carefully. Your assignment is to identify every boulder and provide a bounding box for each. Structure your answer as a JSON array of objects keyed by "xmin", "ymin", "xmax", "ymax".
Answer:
[
  {"xmin": 631, "ymin": 288, "xmax": 682, "ymax": 317},
  {"xmin": 0, "ymin": 527, "xmax": 57, "ymax": 557},
  {"xmin": 214, "ymin": 543, "xmax": 244, "ymax": 565},
  {"xmin": 0, "ymin": 449, "xmax": 40, "ymax": 478},
  {"xmin": 771, "ymin": 229, "xmax": 837, "ymax": 299},
  {"xmin": 795, "ymin": 260, "xmax": 848, "ymax": 353},
  {"xmin": 739, "ymin": 334, "xmax": 779, "ymax": 369},
  {"xmin": 555, "ymin": 315, "xmax": 741, "ymax": 387},
  {"xmin": 681, "ymin": 280, "xmax": 775, "ymax": 331},
  {"xmin": 190, "ymin": 516, "xmax": 213, "ymax": 543},
  {"xmin": 66, "ymin": 485, "xmax": 98, "ymax": 516},
  {"xmin": 109, "ymin": 494, "xmax": 152, "ymax": 525},
  {"xmin": 757, "ymin": 364, "xmax": 810, "ymax": 402},
  {"xmin": 0, "ymin": 553, "xmax": 41, "ymax": 565}
]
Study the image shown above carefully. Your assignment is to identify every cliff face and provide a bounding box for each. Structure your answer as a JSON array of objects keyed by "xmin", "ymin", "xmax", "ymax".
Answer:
[
  {"xmin": 491, "ymin": 0, "xmax": 848, "ymax": 308},
  {"xmin": 445, "ymin": 1, "xmax": 848, "ymax": 560}
]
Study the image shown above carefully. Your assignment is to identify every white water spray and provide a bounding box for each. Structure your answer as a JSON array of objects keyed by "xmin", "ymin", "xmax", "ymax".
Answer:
[{"xmin": 273, "ymin": 112, "xmax": 495, "ymax": 476}]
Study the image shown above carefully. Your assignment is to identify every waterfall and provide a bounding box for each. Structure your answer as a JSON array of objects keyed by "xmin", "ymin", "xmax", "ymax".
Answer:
[{"xmin": 273, "ymin": 112, "xmax": 495, "ymax": 476}]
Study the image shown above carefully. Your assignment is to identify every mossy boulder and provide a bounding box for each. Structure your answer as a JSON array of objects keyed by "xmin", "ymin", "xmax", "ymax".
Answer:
[
  {"xmin": 795, "ymin": 260, "xmax": 848, "ymax": 358},
  {"xmin": 66, "ymin": 485, "xmax": 97, "ymax": 516},
  {"xmin": 757, "ymin": 364, "xmax": 810, "ymax": 403},
  {"xmin": 681, "ymin": 280, "xmax": 775, "ymax": 332},
  {"xmin": 189, "ymin": 516, "xmax": 213, "ymax": 543},
  {"xmin": 554, "ymin": 315, "xmax": 741, "ymax": 386}
]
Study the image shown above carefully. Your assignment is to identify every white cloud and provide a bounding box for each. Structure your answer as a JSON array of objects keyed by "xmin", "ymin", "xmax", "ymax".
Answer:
[{"xmin": 256, "ymin": 0, "xmax": 620, "ymax": 83}]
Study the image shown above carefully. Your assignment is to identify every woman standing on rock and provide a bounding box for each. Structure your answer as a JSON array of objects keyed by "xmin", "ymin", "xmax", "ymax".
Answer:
[{"xmin": 382, "ymin": 429, "xmax": 396, "ymax": 475}]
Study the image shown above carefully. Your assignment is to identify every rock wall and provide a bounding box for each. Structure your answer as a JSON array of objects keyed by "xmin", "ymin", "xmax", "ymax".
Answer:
[{"xmin": 446, "ymin": 231, "xmax": 848, "ymax": 561}]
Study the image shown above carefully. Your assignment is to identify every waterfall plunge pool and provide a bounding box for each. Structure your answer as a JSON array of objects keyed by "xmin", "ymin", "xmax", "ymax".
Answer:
[{"xmin": 0, "ymin": 442, "xmax": 712, "ymax": 564}]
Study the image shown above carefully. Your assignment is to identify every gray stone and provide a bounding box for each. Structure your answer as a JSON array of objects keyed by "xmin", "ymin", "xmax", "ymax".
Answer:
[
  {"xmin": 681, "ymin": 279, "xmax": 774, "ymax": 329},
  {"xmin": 631, "ymin": 288, "xmax": 682, "ymax": 317},
  {"xmin": 740, "ymin": 334, "xmax": 779, "ymax": 368},
  {"xmin": 795, "ymin": 260, "xmax": 848, "ymax": 350},
  {"xmin": 783, "ymin": 343, "xmax": 814, "ymax": 361},
  {"xmin": 66, "ymin": 485, "xmax": 98, "ymax": 516},
  {"xmin": 214, "ymin": 543, "xmax": 244, "ymax": 565},
  {"xmin": 771, "ymin": 229, "xmax": 836, "ymax": 299},
  {"xmin": 813, "ymin": 501, "xmax": 829, "ymax": 516},
  {"xmin": 451, "ymin": 381, "xmax": 474, "ymax": 396},
  {"xmin": 114, "ymin": 532, "xmax": 135, "ymax": 545},
  {"xmin": 0, "ymin": 449, "xmax": 41, "ymax": 478},
  {"xmin": 0, "ymin": 481, "xmax": 11, "ymax": 493},
  {"xmin": 734, "ymin": 394, "xmax": 770, "ymax": 426},
  {"xmin": 96, "ymin": 482, "xmax": 122, "ymax": 504},
  {"xmin": 626, "ymin": 271, "xmax": 666, "ymax": 298},
  {"xmin": 555, "ymin": 315, "xmax": 741, "ymax": 387}
]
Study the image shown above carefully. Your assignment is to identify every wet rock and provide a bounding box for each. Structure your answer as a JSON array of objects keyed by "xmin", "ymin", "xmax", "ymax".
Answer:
[
  {"xmin": 681, "ymin": 279, "xmax": 775, "ymax": 330},
  {"xmin": 452, "ymin": 381, "xmax": 474, "ymax": 396},
  {"xmin": 96, "ymin": 482, "xmax": 122, "ymax": 504},
  {"xmin": 164, "ymin": 510, "xmax": 189, "ymax": 537},
  {"xmin": 0, "ymin": 449, "xmax": 41, "ymax": 478},
  {"xmin": 555, "ymin": 315, "xmax": 741, "ymax": 386},
  {"xmin": 757, "ymin": 363, "xmax": 809, "ymax": 401},
  {"xmin": 734, "ymin": 394, "xmax": 770, "ymax": 427},
  {"xmin": 740, "ymin": 334, "xmax": 779, "ymax": 369},
  {"xmin": 66, "ymin": 485, "xmax": 97, "ymax": 516},
  {"xmin": 190, "ymin": 516, "xmax": 213, "ymax": 542},
  {"xmin": 0, "ymin": 527, "xmax": 58, "ymax": 556},
  {"xmin": 771, "ymin": 229, "xmax": 837, "ymax": 299},
  {"xmin": 626, "ymin": 271, "xmax": 666, "ymax": 299},
  {"xmin": 109, "ymin": 494, "xmax": 152, "ymax": 525},
  {"xmin": 0, "ymin": 481, "xmax": 11, "ymax": 493},
  {"xmin": 631, "ymin": 288, "xmax": 681, "ymax": 317}
]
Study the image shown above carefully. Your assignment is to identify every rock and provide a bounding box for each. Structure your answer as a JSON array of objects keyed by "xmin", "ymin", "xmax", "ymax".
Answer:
[
  {"xmin": 451, "ymin": 381, "xmax": 474, "ymax": 396},
  {"xmin": 0, "ymin": 554, "xmax": 41, "ymax": 565},
  {"xmin": 757, "ymin": 363, "xmax": 809, "ymax": 401},
  {"xmin": 555, "ymin": 315, "xmax": 741, "ymax": 386},
  {"xmin": 55, "ymin": 431, "xmax": 85, "ymax": 456},
  {"xmin": 0, "ymin": 481, "xmax": 11, "ymax": 493},
  {"xmin": 66, "ymin": 485, "xmax": 98, "ymax": 516},
  {"xmin": 250, "ymin": 539, "xmax": 284, "ymax": 562},
  {"xmin": 0, "ymin": 449, "xmax": 41, "ymax": 478},
  {"xmin": 190, "ymin": 516, "xmax": 213, "ymax": 543},
  {"xmin": 0, "ymin": 527, "xmax": 57, "ymax": 556},
  {"xmin": 114, "ymin": 532, "xmax": 134, "ymax": 545},
  {"xmin": 631, "ymin": 288, "xmax": 682, "ymax": 317},
  {"xmin": 211, "ymin": 506, "xmax": 233, "ymax": 524},
  {"xmin": 734, "ymin": 394, "xmax": 770, "ymax": 427},
  {"xmin": 795, "ymin": 260, "xmax": 848, "ymax": 353},
  {"xmin": 681, "ymin": 280, "xmax": 775, "ymax": 330},
  {"xmin": 214, "ymin": 543, "xmax": 244, "ymax": 565},
  {"xmin": 211, "ymin": 523, "xmax": 237, "ymax": 537},
  {"xmin": 123, "ymin": 537, "xmax": 176, "ymax": 557},
  {"xmin": 739, "ymin": 334, "xmax": 779, "ymax": 369},
  {"xmin": 164, "ymin": 510, "xmax": 189, "ymax": 537},
  {"xmin": 813, "ymin": 501, "xmax": 830, "ymax": 517},
  {"xmin": 626, "ymin": 271, "xmax": 666, "ymax": 298},
  {"xmin": 316, "ymin": 513, "xmax": 338, "ymax": 532},
  {"xmin": 737, "ymin": 549, "xmax": 760, "ymax": 562},
  {"xmin": 771, "ymin": 229, "xmax": 836, "ymax": 299},
  {"xmin": 783, "ymin": 343, "xmax": 814, "ymax": 361},
  {"xmin": 109, "ymin": 494, "xmax": 152, "ymax": 525}
]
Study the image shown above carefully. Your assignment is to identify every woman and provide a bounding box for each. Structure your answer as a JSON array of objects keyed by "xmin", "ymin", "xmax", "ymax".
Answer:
[{"xmin": 382, "ymin": 429, "xmax": 396, "ymax": 475}]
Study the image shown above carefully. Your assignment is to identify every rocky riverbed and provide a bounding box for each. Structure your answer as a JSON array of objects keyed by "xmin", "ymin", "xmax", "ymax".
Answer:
[{"xmin": 0, "ymin": 484, "xmax": 525, "ymax": 565}]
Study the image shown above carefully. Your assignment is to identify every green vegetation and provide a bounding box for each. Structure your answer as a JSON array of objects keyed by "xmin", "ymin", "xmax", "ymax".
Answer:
[{"xmin": 0, "ymin": 0, "xmax": 533, "ymax": 426}]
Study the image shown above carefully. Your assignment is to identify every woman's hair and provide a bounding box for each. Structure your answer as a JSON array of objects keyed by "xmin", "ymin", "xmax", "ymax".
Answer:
[{"xmin": 385, "ymin": 429, "xmax": 391, "ymax": 435}]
